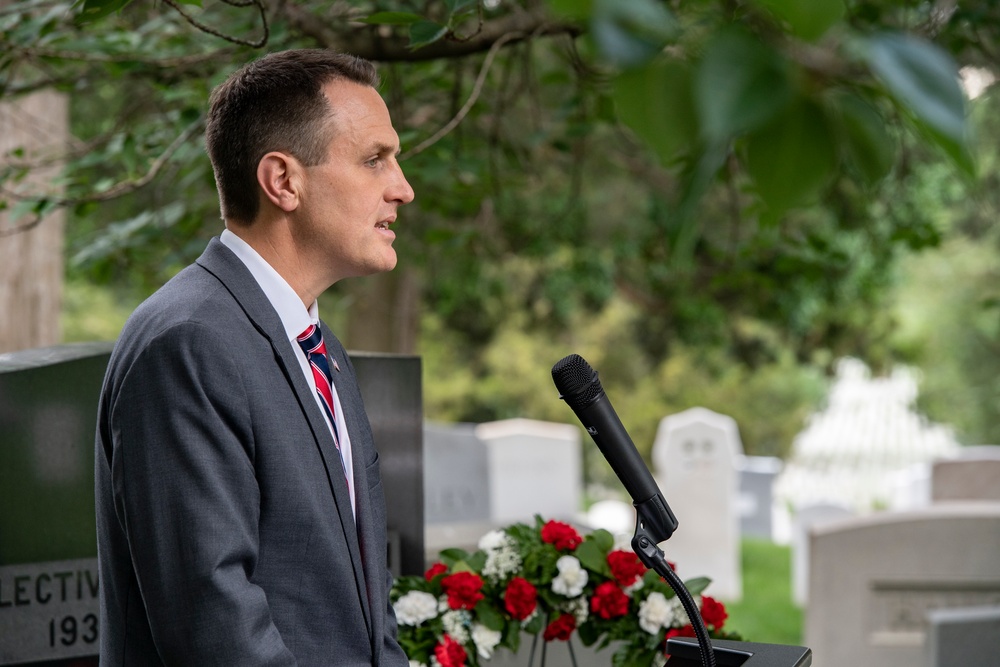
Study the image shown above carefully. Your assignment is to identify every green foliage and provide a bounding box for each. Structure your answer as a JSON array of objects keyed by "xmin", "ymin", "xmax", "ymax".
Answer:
[{"xmin": 725, "ymin": 539, "xmax": 802, "ymax": 645}]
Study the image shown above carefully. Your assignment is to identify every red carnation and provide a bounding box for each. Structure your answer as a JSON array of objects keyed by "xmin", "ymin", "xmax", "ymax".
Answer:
[
  {"xmin": 540, "ymin": 520, "xmax": 583, "ymax": 552},
  {"xmin": 543, "ymin": 613, "xmax": 577, "ymax": 641},
  {"xmin": 504, "ymin": 576, "xmax": 538, "ymax": 620},
  {"xmin": 441, "ymin": 571, "xmax": 484, "ymax": 610},
  {"xmin": 590, "ymin": 581, "xmax": 629, "ymax": 619},
  {"xmin": 607, "ymin": 550, "xmax": 647, "ymax": 588},
  {"xmin": 700, "ymin": 595, "xmax": 728, "ymax": 630},
  {"xmin": 425, "ymin": 562, "xmax": 448, "ymax": 581},
  {"xmin": 666, "ymin": 624, "xmax": 696, "ymax": 640},
  {"xmin": 434, "ymin": 634, "xmax": 468, "ymax": 667}
]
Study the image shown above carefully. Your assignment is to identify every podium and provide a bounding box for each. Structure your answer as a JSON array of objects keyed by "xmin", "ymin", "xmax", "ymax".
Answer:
[{"xmin": 666, "ymin": 638, "xmax": 812, "ymax": 666}]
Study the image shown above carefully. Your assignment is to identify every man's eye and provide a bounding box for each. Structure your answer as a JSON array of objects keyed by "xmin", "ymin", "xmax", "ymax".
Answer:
[{"xmin": 366, "ymin": 157, "xmax": 380, "ymax": 167}]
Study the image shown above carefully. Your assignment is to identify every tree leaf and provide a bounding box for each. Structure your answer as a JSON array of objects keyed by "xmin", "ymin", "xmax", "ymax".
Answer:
[
  {"xmin": 827, "ymin": 91, "xmax": 895, "ymax": 185},
  {"xmin": 590, "ymin": 0, "xmax": 679, "ymax": 69},
  {"xmin": 751, "ymin": 0, "xmax": 844, "ymax": 42},
  {"xmin": 361, "ymin": 11, "xmax": 424, "ymax": 26},
  {"xmin": 695, "ymin": 26, "xmax": 794, "ymax": 143},
  {"xmin": 73, "ymin": 0, "xmax": 133, "ymax": 23},
  {"xmin": 613, "ymin": 56, "xmax": 698, "ymax": 164},
  {"xmin": 409, "ymin": 20, "xmax": 449, "ymax": 50},
  {"xmin": 863, "ymin": 32, "xmax": 973, "ymax": 175},
  {"xmin": 745, "ymin": 96, "xmax": 837, "ymax": 220}
]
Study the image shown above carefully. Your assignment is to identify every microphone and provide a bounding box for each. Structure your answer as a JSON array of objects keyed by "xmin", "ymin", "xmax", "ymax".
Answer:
[{"xmin": 551, "ymin": 353, "xmax": 678, "ymax": 542}]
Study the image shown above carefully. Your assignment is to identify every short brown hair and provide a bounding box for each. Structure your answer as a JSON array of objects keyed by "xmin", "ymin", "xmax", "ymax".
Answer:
[{"xmin": 206, "ymin": 49, "xmax": 379, "ymax": 224}]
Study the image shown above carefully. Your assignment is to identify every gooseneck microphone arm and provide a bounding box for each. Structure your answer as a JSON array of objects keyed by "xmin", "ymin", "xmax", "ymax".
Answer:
[{"xmin": 551, "ymin": 353, "xmax": 717, "ymax": 667}]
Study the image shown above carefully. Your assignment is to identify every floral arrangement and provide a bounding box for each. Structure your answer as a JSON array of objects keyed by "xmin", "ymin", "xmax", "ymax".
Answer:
[{"xmin": 391, "ymin": 516, "xmax": 740, "ymax": 667}]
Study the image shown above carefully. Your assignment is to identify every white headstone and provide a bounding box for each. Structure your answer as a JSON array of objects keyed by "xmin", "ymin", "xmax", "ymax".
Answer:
[
  {"xmin": 806, "ymin": 504, "xmax": 1000, "ymax": 667},
  {"xmin": 475, "ymin": 418, "xmax": 582, "ymax": 525},
  {"xmin": 652, "ymin": 407, "xmax": 743, "ymax": 601},
  {"xmin": 791, "ymin": 502, "xmax": 855, "ymax": 606},
  {"xmin": 931, "ymin": 456, "xmax": 1000, "ymax": 502},
  {"xmin": 423, "ymin": 422, "xmax": 491, "ymax": 524}
]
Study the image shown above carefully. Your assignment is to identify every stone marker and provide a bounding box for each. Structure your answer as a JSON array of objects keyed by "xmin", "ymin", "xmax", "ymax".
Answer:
[
  {"xmin": 652, "ymin": 407, "xmax": 743, "ymax": 601},
  {"xmin": 423, "ymin": 421, "xmax": 492, "ymax": 524},
  {"xmin": 925, "ymin": 604, "xmax": 1000, "ymax": 667},
  {"xmin": 806, "ymin": 503, "xmax": 1000, "ymax": 667},
  {"xmin": 931, "ymin": 455, "xmax": 1000, "ymax": 502},
  {"xmin": 474, "ymin": 418, "xmax": 582, "ymax": 525},
  {"xmin": 792, "ymin": 502, "xmax": 855, "ymax": 606},
  {"xmin": 738, "ymin": 455, "xmax": 782, "ymax": 540}
]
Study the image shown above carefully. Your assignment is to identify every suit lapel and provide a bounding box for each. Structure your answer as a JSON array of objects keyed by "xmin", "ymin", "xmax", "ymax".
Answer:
[{"xmin": 195, "ymin": 238, "xmax": 374, "ymax": 644}]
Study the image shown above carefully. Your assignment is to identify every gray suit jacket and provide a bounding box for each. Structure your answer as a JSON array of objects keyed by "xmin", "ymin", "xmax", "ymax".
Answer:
[{"xmin": 95, "ymin": 238, "xmax": 408, "ymax": 665}]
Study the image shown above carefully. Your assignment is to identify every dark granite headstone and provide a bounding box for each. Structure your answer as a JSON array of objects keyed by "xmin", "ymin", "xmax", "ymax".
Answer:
[{"xmin": 0, "ymin": 344, "xmax": 424, "ymax": 665}]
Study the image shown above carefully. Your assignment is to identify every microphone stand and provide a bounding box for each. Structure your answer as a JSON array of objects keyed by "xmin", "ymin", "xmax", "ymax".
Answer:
[{"xmin": 631, "ymin": 495, "xmax": 717, "ymax": 667}]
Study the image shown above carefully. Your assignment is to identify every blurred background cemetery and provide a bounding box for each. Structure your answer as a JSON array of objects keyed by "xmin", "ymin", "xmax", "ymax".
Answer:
[{"xmin": 3, "ymin": 1, "xmax": 1000, "ymax": 665}]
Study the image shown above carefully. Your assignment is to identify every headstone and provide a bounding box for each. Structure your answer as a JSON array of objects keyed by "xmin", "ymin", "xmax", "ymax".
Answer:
[
  {"xmin": 887, "ymin": 462, "xmax": 932, "ymax": 510},
  {"xmin": 0, "ymin": 343, "xmax": 109, "ymax": 666},
  {"xmin": 738, "ymin": 456, "xmax": 782, "ymax": 540},
  {"xmin": 791, "ymin": 503, "xmax": 855, "ymax": 606},
  {"xmin": 931, "ymin": 456, "xmax": 1000, "ymax": 502},
  {"xmin": 652, "ymin": 407, "xmax": 743, "ymax": 601},
  {"xmin": 421, "ymin": 421, "xmax": 496, "ymax": 565},
  {"xmin": 0, "ymin": 344, "xmax": 424, "ymax": 665},
  {"xmin": 475, "ymin": 418, "xmax": 582, "ymax": 525},
  {"xmin": 806, "ymin": 504, "xmax": 1000, "ymax": 667},
  {"xmin": 925, "ymin": 605, "xmax": 1000, "ymax": 667},
  {"xmin": 423, "ymin": 422, "xmax": 491, "ymax": 524}
]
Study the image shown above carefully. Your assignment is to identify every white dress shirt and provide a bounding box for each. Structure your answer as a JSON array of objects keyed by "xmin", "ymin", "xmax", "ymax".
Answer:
[{"xmin": 220, "ymin": 229, "xmax": 356, "ymax": 517}]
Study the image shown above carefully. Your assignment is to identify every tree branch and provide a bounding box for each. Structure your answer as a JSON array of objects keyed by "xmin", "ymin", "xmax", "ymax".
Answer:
[{"xmin": 280, "ymin": 4, "xmax": 581, "ymax": 62}]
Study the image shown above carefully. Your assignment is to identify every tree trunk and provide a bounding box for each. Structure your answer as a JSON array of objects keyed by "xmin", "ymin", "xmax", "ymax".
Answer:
[
  {"xmin": 337, "ymin": 266, "xmax": 421, "ymax": 355},
  {"xmin": 0, "ymin": 90, "xmax": 67, "ymax": 354}
]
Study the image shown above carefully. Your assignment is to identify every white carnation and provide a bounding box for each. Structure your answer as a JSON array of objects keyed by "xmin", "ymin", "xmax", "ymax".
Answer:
[
  {"xmin": 471, "ymin": 623, "xmax": 503, "ymax": 659},
  {"xmin": 409, "ymin": 662, "xmax": 427, "ymax": 667},
  {"xmin": 638, "ymin": 592, "xmax": 673, "ymax": 634},
  {"xmin": 551, "ymin": 555, "xmax": 588, "ymax": 597},
  {"xmin": 478, "ymin": 529, "xmax": 508, "ymax": 551},
  {"xmin": 394, "ymin": 591, "xmax": 438, "ymax": 626}
]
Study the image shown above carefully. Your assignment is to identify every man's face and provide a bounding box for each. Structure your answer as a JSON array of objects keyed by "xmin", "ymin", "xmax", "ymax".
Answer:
[{"xmin": 296, "ymin": 79, "xmax": 414, "ymax": 283}]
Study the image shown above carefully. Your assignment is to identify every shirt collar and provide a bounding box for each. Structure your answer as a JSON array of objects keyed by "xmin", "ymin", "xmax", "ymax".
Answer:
[{"xmin": 219, "ymin": 229, "xmax": 318, "ymax": 341}]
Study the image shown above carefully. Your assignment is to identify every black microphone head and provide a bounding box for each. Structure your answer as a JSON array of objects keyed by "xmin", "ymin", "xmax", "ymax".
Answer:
[{"xmin": 551, "ymin": 354, "xmax": 605, "ymax": 410}]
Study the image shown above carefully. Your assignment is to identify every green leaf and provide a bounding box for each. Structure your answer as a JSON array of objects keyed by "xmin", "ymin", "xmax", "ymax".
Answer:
[
  {"xmin": 360, "ymin": 11, "xmax": 424, "ymax": 26},
  {"xmin": 574, "ymin": 540, "xmax": 610, "ymax": 576},
  {"xmin": 695, "ymin": 26, "xmax": 794, "ymax": 143},
  {"xmin": 745, "ymin": 96, "xmax": 837, "ymax": 220},
  {"xmin": 547, "ymin": 0, "xmax": 593, "ymax": 20},
  {"xmin": 590, "ymin": 528, "xmax": 615, "ymax": 552},
  {"xmin": 591, "ymin": 0, "xmax": 679, "ymax": 69},
  {"xmin": 683, "ymin": 576, "xmax": 712, "ymax": 595},
  {"xmin": 409, "ymin": 20, "xmax": 449, "ymax": 50},
  {"xmin": 863, "ymin": 32, "xmax": 973, "ymax": 175},
  {"xmin": 751, "ymin": 0, "xmax": 844, "ymax": 41},
  {"xmin": 475, "ymin": 600, "xmax": 505, "ymax": 631},
  {"xmin": 504, "ymin": 618, "xmax": 521, "ymax": 652},
  {"xmin": 523, "ymin": 612, "xmax": 544, "ymax": 634},
  {"xmin": 438, "ymin": 548, "xmax": 470, "ymax": 565},
  {"xmin": 827, "ymin": 91, "xmax": 895, "ymax": 185},
  {"xmin": 613, "ymin": 56, "xmax": 698, "ymax": 164},
  {"xmin": 73, "ymin": 0, "xmax": 132, "ymax": 22}
]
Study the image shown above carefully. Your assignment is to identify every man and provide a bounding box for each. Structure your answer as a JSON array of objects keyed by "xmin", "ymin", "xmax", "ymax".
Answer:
[{"xmin": 95, "ymin": 49, "xmax": 414, "ymax": 665}]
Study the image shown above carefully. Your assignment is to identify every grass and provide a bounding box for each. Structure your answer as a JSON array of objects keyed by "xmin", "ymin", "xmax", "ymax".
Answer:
[{"xmin": 724, "ymin": 538, "xmax": 803, "ymax": 646}]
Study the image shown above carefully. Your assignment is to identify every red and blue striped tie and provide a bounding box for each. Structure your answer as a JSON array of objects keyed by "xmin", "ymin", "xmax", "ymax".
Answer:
[{"xmin": 297, "ymin": 324, "xmax": 343, "ymax": 458}]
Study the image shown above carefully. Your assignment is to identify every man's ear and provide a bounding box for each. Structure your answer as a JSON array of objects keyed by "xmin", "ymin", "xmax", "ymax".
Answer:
[{"xmin": 257, "ymin": 152, "xmax": 302, "ymax": 213}]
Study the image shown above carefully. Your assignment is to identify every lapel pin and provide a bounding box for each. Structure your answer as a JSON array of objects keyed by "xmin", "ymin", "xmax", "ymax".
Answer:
[{"xmin": 332, "ymin": 358, "xmax": 341, "ymax": 372}]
